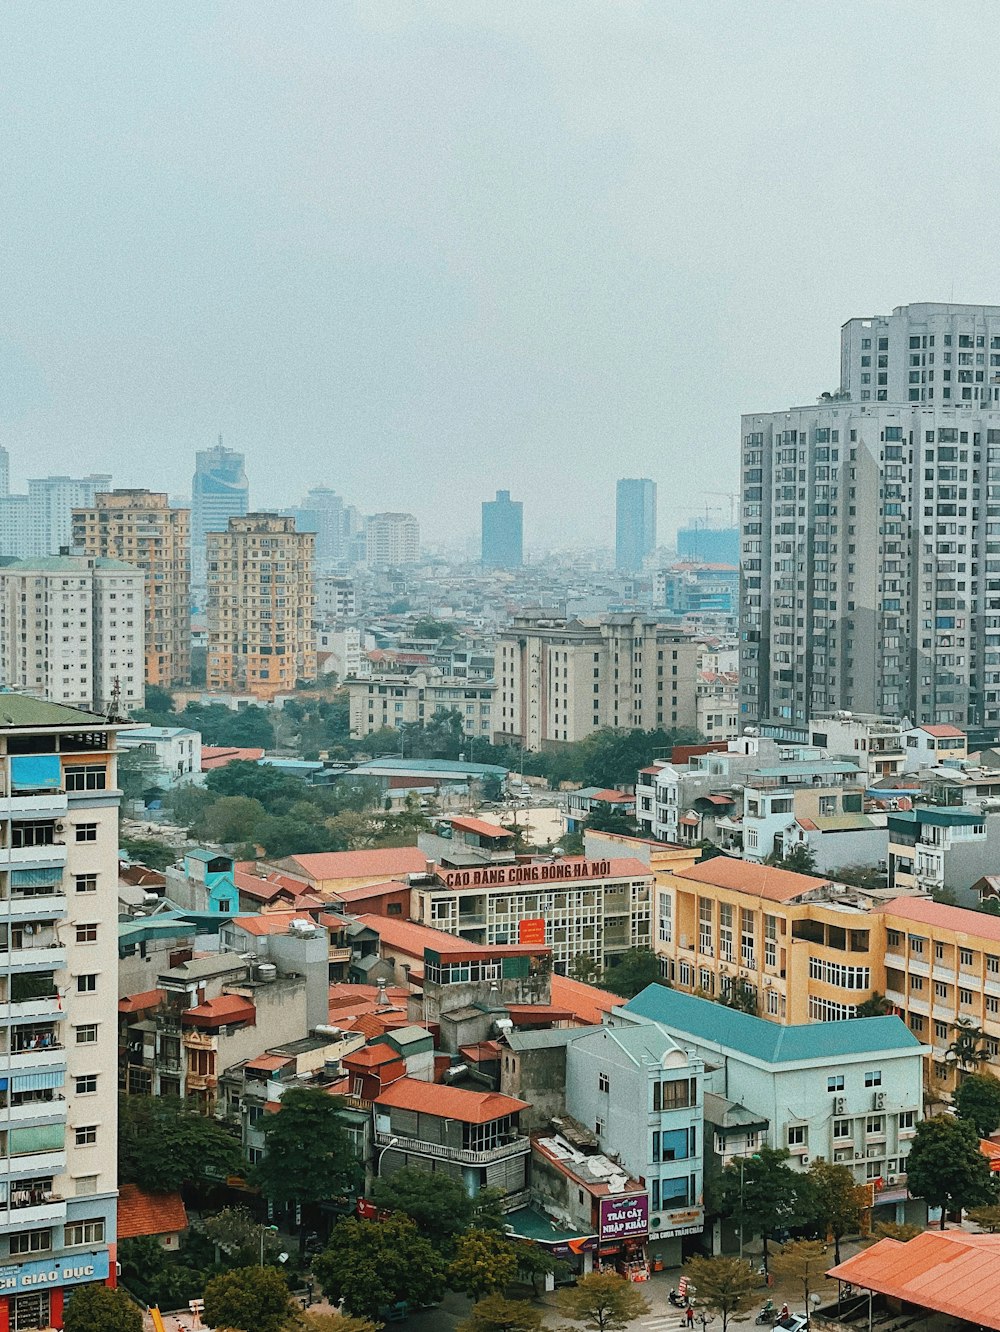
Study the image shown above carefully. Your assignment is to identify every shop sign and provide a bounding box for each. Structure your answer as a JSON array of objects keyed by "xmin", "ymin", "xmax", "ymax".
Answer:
[
  {"xmin": 518, "ymin": 918, "xmax": 546, "ymax": 944},
  {"xmin": 659, "ymin": 1206, "xmax": 704, "ymax": 1238},
  {"xmin": 0, "ymin": 1250, "xmax": 109, "ymax": 1292},
  {"xmin": 599, "ymin": 1195, "xmax": 649, "ymax": 1241}
]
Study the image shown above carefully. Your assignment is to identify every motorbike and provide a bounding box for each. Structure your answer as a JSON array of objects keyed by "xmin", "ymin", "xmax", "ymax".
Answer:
[
  {"xmin": 755, "ymin": 1300, "xmax": 776, "ymax": 1325},
  {"xmin": 668, "ymin": 1290, "xmax": 687, "ymax": 1308}
]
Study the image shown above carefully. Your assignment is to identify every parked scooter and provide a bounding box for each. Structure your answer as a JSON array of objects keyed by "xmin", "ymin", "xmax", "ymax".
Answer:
[{"xmin": 668, "ymin": 1289, "xmax": 687, "ymax": 1308}]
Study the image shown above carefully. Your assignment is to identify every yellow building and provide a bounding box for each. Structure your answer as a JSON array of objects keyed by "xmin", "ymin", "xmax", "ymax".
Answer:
[
  {"xmin": 72, "ymin": 488, "xmax": 191, "ymax": 687},
  {"xmin": 206, "ymin": 514, "xmax": 316, "ymax": 699}
]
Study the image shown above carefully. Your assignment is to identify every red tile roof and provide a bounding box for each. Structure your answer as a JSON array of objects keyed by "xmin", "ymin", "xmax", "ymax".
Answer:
[
  {"xmin": 549, "ymin": 973, "xmax": 624, "ymax": 1026},
  {"xmin": 880, "ymin": 894, "xmax": 1000, "ymax": 944},
  {"xmin": 449, "ymin": 817, "xmax": 514, "ymax": 839},
  {"xmin": 232, "ymin": 870, "xmax": 297, "ymax": 903},
  {"xmin": 673, "ymin": 857, "xmax": 825, "ymax": 903},
  {"xmin": 280, "ymin": 847, "xmax": 429, "ymax": 883},
  {"xmin": 231, "ymin": 912, "xmax": 316, "ymax": 937},
  {"xmin": 334, "ymin": 880, "xmax": 413, "ymax": 902},
  {"xmin": 118, "ymin": 989, "xmax": 166, "ymax": 1015},
  {"xmin": 201, "ymin": 746, "xmax": 266, "ymax": 770},
  {"xmin": 117, "ymin": 1184, "xmax": 188, "ymax": 1240},
  {"xmin": 354, "ymin": 913, "xmax": 487, "ymax": 958},
  {"xmin": 184, "ymin": 994, "xmax": 256, "ymax": 1026},
  {"xmin": 343, "ymin": 1042, "xmax": 405, "ymax": 1069},
  {"xmin": 375, "ymin": 1076, "xmax": 529, "ymax": 1124},
  {"xmin": 246, "ymin": 1054, "xmax": 291, "ymax": 1072},
  {"xmin": 827, "ymin": 1231, "xmax": 1000, "ymax": 1330},
  {"xmin": 345, "ymin": 1011, "xmax": 413, "ymax": 1041},
  {"xmin": 917, "ymin": 724, "xmax": 966, "ymax": 739},
  {"xmin": 590, "ymin": 789, "xmax": 634, "ymax": 803}
]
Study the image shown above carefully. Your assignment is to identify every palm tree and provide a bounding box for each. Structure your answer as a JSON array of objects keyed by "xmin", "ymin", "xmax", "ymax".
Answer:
[{"xmin": 946, "ymin": 1020, "xmax": 990, "ymax": 1074}]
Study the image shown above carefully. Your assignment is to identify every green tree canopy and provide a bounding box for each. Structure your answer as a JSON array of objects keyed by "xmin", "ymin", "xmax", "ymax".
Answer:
[
  {"xmin": 806, "ymin": 1158, "xmax": 867, "ymax": 1261},
  {"xmin": 947, "ymin": 1020, "xmax": 991, "ymax": 1073},
  {"xmin": 853, "ymin": 993, "xmax": 890, "ymax": 1018},
  {"xmin": 682, "ymin": 1256, "xmax": 757, "ymax": 1332},
  {"xmin": 293, "ymin": 1314, "xmax": 380, "ymax": 1332},
  {"xmin": 313, "ymin": 1214, "xmax": 446, "ymax": 1318},
  {"xmin": 62, "ymin": 1284, "xmax": 142, "ymax": 1332},
  {"xmin": 371, "ymin": 1166, "xmax": 474, "ymax": 1252},
  {"xmin": 556, "ymin": 1272, "xmax": 651, "ymax": 1331},
  {"xmin": 720, "ymin": 1145, "xmax": 806, "ymax": 1271},
  {"xmin": 602, "ymin": 948, "xmax": 660, "ymax": 999},
  {"xmin": 118, "ymin": 1094, "xmax": 244, "ymax": 1193},
  {"xmin": 955, "ymin": 1072, "xmax": 1000, "ymax": 1138},
  {"xmin": 456, "ymin": 1295, "xmax": 543, "ymax": 1332},
  {"xmin": 967, "ymin": 1204, "xmax": 1000, "ymax": 1233},
  {"xmin": 203, "ymin": 1265, "xmax": 294, "ymax": 1332},
  {"xmin": 768, "ymin": 1240, "xmax": 829, "ymax": 1313},
  {"xmin": 906, "ymin": 1114, "xmax": 997, "ymax": 1226},
  {"xmin": 119, "ymin": 835, "xmax": 176, "ymax": 872},
  {"xmin": 199, "ymin": 1206, "xmax": 284, "ymax": 1267},
  {"xmin": 195, "ymin": 794, "xmax": 268, "ymax": 844},
  {"xmin": 448, "ymin": 1229, "xmax": 519, "ymax": 1299},
  {"xmin": 254, "ymin": 1089, "xmax": 361, "ymax": 1210},
  {"xmin": 118, "ymin": 1235, "xmax": 205, "ymax": 1312}
]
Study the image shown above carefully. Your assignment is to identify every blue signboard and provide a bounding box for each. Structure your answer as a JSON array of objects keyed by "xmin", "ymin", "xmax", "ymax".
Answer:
[{"xmin": 0, "ymin": 1249, "xmax": 109, "ymax": 1292}]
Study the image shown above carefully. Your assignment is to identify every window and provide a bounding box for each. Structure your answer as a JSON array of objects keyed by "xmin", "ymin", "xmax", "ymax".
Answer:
[
  {"xmin": 76, "ymin": 975, "xmax": 97, "ymax": 994},
  {"xmin": 864, "ymin": 1070, "xmax": 882, "ymax": 1087},
  {"xmin": 74, "ymin": 924, "xmax": 97, "ymax": 944},
  {"xmin": 75, "ymin": 1024, "xmax": 97, "ymax": 1045},
  {"xmin": 64, "ymin": 765, "xmax": 107, "ymax": 792},
  {"xmin": 833, "ymin": 1119, "xmax": 851, "ymax": 1139},
  {"xmin": 595, "ymin": 1116, "xmax": 605, "ymax": 1137},
  {"xmin": 788, "ymin": 1125, "xmax": 807, "ymax": 1147},
  {"xmin": 827, "ymin": 1075, "xmax": 845, "ymax": 1092},
  {"xmin": 74, "ymin": 823, "xmax": 97, "ymax": 843},
  {"xmin": 73, "ymin": 1125, "xmax": 97, "ymax": 1147},
  {"xmin": 866, "ymin": 1116, "xmax": 884, "ymax": 1136},
  {"xmin": 74, "ymin": 1075, "xmax": 97, "ymax": 1095},
  {"xmin": 899, "ymin": 1111, "xmax": 916, "ymax": 1130},
  {"xmin": 74, "ymin": 874, "xmax": 97, "ymax": 895},
  {"xmin": 74, "ymin": 1175, "xmax": 98, "ymax": 1196},
  {"xmin": 8, "ymin": 1229, "xmax": 51, "ymax": 1255},
  {"xmin": 598, "ymin": 1072, "xmax": 609, "ymax": 1093},
  {"xmin": 64, "ymin": 1218, "xmax": 104, "ymax": 1246}
]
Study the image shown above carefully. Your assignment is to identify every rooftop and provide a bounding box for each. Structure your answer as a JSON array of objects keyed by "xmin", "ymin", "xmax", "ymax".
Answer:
[
  {"xmin": 448, "ymin": 816, "xmax": 515, "ymax": 840},
  {"xmin": 549, "ymin": 973, "xmax": 625, "ymax": 1026},
  {"xmin": 672, "ymin": 857, "xmax": 828, "ymax": 903},
  {"xmin": 915, "ymin": 724, "xmax": 966, "ymax": 739},
  {"xmin": 623, "ymin": 984, "xmax": 924, "ymax": 1064},
  {"xmin": 353, "ymin": 912, "xmax": 486, "ymax": 956},
  {"xmin": 880, "ymin": 894, "xmax": 1000, "ymax": 944},
  {"xmin": 0, "ymin": 692, "xmax": 112, "ymax": 730},
  {"xmin": 230, "ymin": 912, "xmax": 320, "ymax": 937},
  {"xmin": 278, "ymin": 847, "xmax": 429, "ymax": 883},
  {"xmin": 374, "ymin": 1076, "xmax": 529, "ymax": 1124},
  {"xmin": 117, "ymin": 1184, "xmax": 188, "ymax": 1241}
]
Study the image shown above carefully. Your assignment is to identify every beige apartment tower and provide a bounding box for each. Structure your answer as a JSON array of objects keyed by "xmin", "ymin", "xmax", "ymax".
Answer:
[
  {"xmin": 206, "ymin": 513, "xmax": 316, "ymax": 700},
  {"xmin": 72, "ymin": 489, "xmax": 191, "ymax": 688}
]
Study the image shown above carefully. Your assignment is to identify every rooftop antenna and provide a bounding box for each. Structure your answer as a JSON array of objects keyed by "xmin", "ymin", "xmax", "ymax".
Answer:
[{"xmin": 106, "ymin": 676, "xmax": 125, "ymax": 723}]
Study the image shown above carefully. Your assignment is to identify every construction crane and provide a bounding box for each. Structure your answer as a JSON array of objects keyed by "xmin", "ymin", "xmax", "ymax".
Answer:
[{"xmin": 703, "ymin": 491, "xmax": 740, "ymax": 527}]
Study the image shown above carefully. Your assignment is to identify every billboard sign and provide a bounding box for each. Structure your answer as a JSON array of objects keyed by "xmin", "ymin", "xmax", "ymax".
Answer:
[{"xmin": 599, "ymin": 1194, "xmax": 649, "ymax": 1242}]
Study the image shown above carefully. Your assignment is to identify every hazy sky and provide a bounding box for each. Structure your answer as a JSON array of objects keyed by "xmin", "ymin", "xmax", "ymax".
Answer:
[{"xmin": 3, "ymin": 2, "xmax": 1000, "ymax": 547}]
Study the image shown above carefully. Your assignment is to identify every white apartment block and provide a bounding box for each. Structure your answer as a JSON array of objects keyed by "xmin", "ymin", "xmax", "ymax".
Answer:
[
  {"xmin": 346, "ymin": 670, "xmax": 494, "ymax": 738},
  {"xmin": 494, "ymin": 612, "xmax": 700, "ymax": 750},
  {"xmin": 314, "ymin": 574, "xmax": 356, "ymax": 625},
  {"xmin": 741, "ymin": 302, "xmax": 1000, "ymax": 732},
  {"xmin": 0, "ymin": 556, "xmax": 145, "ymax": 715},
  {"xmin": 365, "ymin": 513, "xmax": 420, "ymax": 568},
  {"xmin": 0, "ymin": 695, "xmax": 123, "ymax": 1331}
]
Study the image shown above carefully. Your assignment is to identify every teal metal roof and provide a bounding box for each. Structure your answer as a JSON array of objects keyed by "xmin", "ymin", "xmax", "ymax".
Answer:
[
  {"xmin": 623, "ymin": 984, "xmax": 923, "ymax": 1064},
  {"xmin": 749, "ymin": 761, "xmax": 862, "ymax": 779},
  {"xmin": 505, "ymin": 1207, "xmax": 594, "ymax": 1244},
  {"xmin": 897, "ymin": 807, "xmax": 983, "ymax": 827},
  {"xmin": 353, "ymin": 757, "xmax": 508, "ymax": 777}
]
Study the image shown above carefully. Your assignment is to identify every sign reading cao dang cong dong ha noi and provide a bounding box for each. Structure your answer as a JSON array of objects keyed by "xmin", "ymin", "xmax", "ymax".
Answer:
[{"xmin": 598, "ymin": 1194, "xmax": 649, "ymax": 1242}]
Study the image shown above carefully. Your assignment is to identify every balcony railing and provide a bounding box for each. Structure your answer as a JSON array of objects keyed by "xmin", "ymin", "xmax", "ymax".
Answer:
[
  {"xmin": 375, "ymin": 1129, "xmax": 529, "ymax": 1167},
  {"xmin": 0, "ymin": 1197, "xmax": 66, "ymax": 1231},
  {"xmin": 1, "ymin": 793, "xmax": 68, "ymax": 817},
  {"xmin": 0, "ymin": 845, "xmax": 67, "ymax": 869}
]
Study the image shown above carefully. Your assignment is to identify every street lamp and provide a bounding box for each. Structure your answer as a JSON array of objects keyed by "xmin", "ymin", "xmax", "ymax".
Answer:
[
  {"xmin": 376, "ymin": 1135, "xmax": 400, "ymax": 1177},
  {"xmin": 259, "ymin": 1223, "xmax": 278, "ymax": 1267}
]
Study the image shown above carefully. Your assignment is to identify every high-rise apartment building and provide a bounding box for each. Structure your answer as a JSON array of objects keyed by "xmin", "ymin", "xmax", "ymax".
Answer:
[
  {"xmin": 481, "ymin": 489, "xmax": 523, "ymax": 569},
  {"xmin": 0, "ymin": 474, "xmax": 110, "ymax": 560},
  {"xmin": 615, "ymin": 478, "xmax": 657, "ymax": 572},
  {"xmin": 494, "ymin": 611, "xmax": 699, "ymax": 749},
  {"xmin": 0, "ymin": 695, "xmax": 123, "ymax": 1331},
  {"xmin": 0, "ymin": 555, "xmax": 145, "ymax": 713},
  {"xmin": 741, "ymin": 302, "xmax": 1000, "ymax": 730},
  {"xmin": 365, "ymin": 512, "xmax": 420, "ymax": 568},
  {"xmin": 206, "ymin": 514, "xmax": 316, "ymax": 699},
  {"xmin": 191, "ymin": 442, "xmax": 249, "ymax": 592},
  {"xmin": 72, "ymin": 490, "xmax": 191, "ymax": 689}
]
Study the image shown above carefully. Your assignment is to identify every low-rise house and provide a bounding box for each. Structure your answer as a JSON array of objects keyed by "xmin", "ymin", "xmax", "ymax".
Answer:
[
  {"xmin": 565, "ymin": 789, "xmax": 636, "ymax": 834},
  {"xmin": 271, "ymin": 847, "xmax": 429, "ymax": 897},
  {"xmin": 886, "ymin": 805, "xmax": 1000, "ymax": 906},
  {"xmin": 117, "ymin": 1184, "xmax": 188, "ymax": 1252},
  {"xmin": 903, "ymin": 723, "xmax": 968, "ymax": 771},
  {"xmin": 166, "ymin": 849, "xmax": 239, "ymax": 914},
  {"xmin": 117, "ymin": 725, "xmax": 202, "ymax": 789}
]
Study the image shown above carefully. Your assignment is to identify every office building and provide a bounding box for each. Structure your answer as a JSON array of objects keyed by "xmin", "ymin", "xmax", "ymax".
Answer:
[
  {"xmin": 741, "ymin": 301, "xmax": 1000, "ymax": 731},
  {"xmin": 294, "ymin": 487, "xmax": 344, "ymax": 571},
  {"xmin": 191, "ymin": 442, "xmax": 249, "ymax": 592},
  {"xmin": 615, "ymin": 479, "xmax": 656, "ymax": 572},
  {"xmin": 481, "ymin": 490, "xmax": 523, "ymax": 569},
  {"xmin": 346, "ymin": 670, "xmax": 494, "ymax": 739},
  {"xmin": 676, "ymin": 525, "xmax": 739, "ymax": 566},
  {"xmin": 365, "ymin": 512, "xmax": 420, "ymax": 568},
  {"xmin": 72, "ymin": 490, "xmax": 191, "ymax": 688},
  {"xmin": 206, "ymin": 514, "xmax": 316, "ymax": 700},
  {"xmin": 494, "ymin": 611, "xmax": 699, "ymax": 749},
  {"xmin": 0, "ymin": 555, "xmax": 145, "ymax": 713},
  {"xmin": 0, "ymin": 695, "xmax": 124, "ymax": 1331}
]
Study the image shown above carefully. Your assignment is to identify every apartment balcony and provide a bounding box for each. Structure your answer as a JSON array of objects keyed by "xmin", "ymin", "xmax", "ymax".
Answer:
[
  {"xmin": 1, "ymin": 894, "xmax": 67, "ymax": 922},
  {"xmin": 3, "ymin": 996, "xmax": 65, "ymax": 1023},
  {"xmin": 4, "ymin": 1098, "xmax": 67, "ymax": 1127},
  {"xmin": 6, "ymin": 1045, "xmax": 66, "ymax": 1072},
  {"xmin": 185, "ymin": 1072, "xmax": 218, "ymax": 1091},
  {"xmin": 375, "ymin": 1128, "xmax": 529, "ymax": 1167},
  {"xmin": 884, "ymin": 987, "xmax": 906, "ymax": 1007},
  {"xmin": 1, "ymin": 794, "xmax": 68, "ymax": 818},
  {"xmin": 0, "ymin": 1150, "xmax": 66, "ymax": 1179},
  {"xmin": 883, "ymin": 952, "xmax": 905, "ymax": 971},
  {"xmin": 329, "ymin": 947, "xmax": 353, "ymax": 965},
  {"xmin": 0, "ymin": 844, "xmax": 67, "ymax": 870},
  {"xmin": 3, "ymin": 945, "xmax": 66, "ymax": 974},
  {"xmin": 0, "ymin": 1196, "xmax": 66, "ymax": 1231},
  {"xmin": 906, "ymin": 958, "xmax": 929, "ymax": 978}
]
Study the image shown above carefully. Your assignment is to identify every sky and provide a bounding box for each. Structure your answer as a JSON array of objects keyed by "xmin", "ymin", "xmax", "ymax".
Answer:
[{"xmin": 3, "ymin": 2, "xmax": 1000, "ymax": 548}]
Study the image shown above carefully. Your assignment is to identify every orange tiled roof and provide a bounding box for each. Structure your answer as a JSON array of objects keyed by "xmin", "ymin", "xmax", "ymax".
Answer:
[
  {"xmin": 917, "ymin": 724, "xmax": 965, "ymax": 739},
  {"xmin": 550, "ymin": 973, "xmax": 624, "ymax": 1026},
  {"xmin": 201, "ymin": 746, "xmax": 266, "ymax": 770},
  {"xmin": 354, "ymin": 913, "xmax": 487, "ymax": 957},
  {"xmin": 334, "ymin": 881, "xmax": 412, "ymax": 902},
  {"xmin": 879, "ymin": 895, "xmax": 1000, "ymax": 944},
  {"xmin": 231, "ymin": 912, "xmax": 314, "ymax": 937},
  {"xmin": 118, "ymin": 989, "xmax": 166, "ymax": 1015},
  {"xmin": 375, "ymin": 1076, "xmax": 529, "ymax": 1124},
  {"xmin": 117, "ymin": 1184, "xmax": 188, "ymax": 1240},
  {"xmin": 448, "ymin": 817, "xmax": 514, "ymax": 839},
  {"xmin": 185, "ymin": 994, "xmax": 256, "ymax": 1025},
  {"xmin": 673, "ymin": 857, "xmax": 825, "ymax": 903},
  {"xmin": 281, "ymin": 848, "xmax": 428, "ymax": 882}
]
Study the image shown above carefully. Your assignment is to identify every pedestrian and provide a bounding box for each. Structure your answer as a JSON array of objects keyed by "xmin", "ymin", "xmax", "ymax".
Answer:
[{"xmin": 686, "ymin": 1304, "xmax": 694, "ymax": 1328}]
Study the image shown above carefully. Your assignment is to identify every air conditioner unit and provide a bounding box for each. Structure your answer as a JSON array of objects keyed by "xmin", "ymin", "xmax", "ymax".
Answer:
[
  {"xmin": 54, "ymin": 822, "xmax": 65, "ymax": 833},
  {"xmin": 801, "ymin": 1155, "xmax": 809, "ymax": 1166},
  {"xmin": 874, "ymin": 1092, "xmax": 886, "ymax": 1110},
  {"xmin": 855, "ymin": 1152, "xmax": 865, "ymax": 1160},
  {"xmin": 887, "ymin": 1175, "xmax": 897, "ymax": 1185},
  {"xmin": 834, "ymin": 1097, "xmax": 846, "ymax": 1115}
]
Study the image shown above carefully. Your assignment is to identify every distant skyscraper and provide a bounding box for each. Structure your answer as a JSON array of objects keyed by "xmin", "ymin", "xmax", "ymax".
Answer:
[
  {"xmin": 481, "ymin": 489, "xmax": 523, "ymax": 568},
  {"xmin": 365, "ymin": 512, "xmax": 420, "ymax": 568},
  {"xmin": 25, "ymin": 474, "xmax": 112, "ymax": 558},
  {"xmin": 676, "ymin": 525, "xmax": 739, "ymax": 565},
  {"xmin": 191, "ymin": 440, "xmax": 248, "ymax": 591},
  {"xmin": 284, "ymin": 486, "xmax": 345, "ymax": 571},
  {"xmin": 615, "ymin": 478, "xmax": 657, "ymax": 572},
  {"xmin": 0, "ymin": 445, "xmax": 9, "ymax": 499}
]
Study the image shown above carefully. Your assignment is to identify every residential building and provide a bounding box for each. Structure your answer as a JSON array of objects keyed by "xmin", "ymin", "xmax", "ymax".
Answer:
[
  {"xmin": 0, "ymin": 695, "xmax": 126, "ymax": 1331},
  {"xmin": 620, "ymin": 986, "xmax": 927, "ymax": 1225},
  {"xmin": 658, "ymin": 564, "xmax": 739, "ymax": 627},
  {"xmin": 116, "ymin": 726, "xmax": 201, "ymax": 790},
  {"xmin": 741, "ymin": 302, "xmax": 1000, "ymax": 731},
  {"xmin": 494, "ymin": 612, "xmax": 700, "ymax": 749},
  {"xmin": 365, "ymin": 513, "xmax": 420, "ymax": 568},
  {"xmin": 482, "ymin": 490, "xmax": 523, "ymax": 569},
  {"xmin": 206, "ymin": 514, "xmax": 316, "ymax": 700},
  {"xmin": 696, "ymin": 669, "xmax": 740, "ymax": 743},
  {"xmin": 0, "ymin": 496, "xmax": 30, "ymax": 561},
  {"xmin": 806, "ymin": 712, "xmax": 907, "ymax": 784},
  {"xmin": 286, "ymin": 486, "xmax": 345, "ymax": 573},
  {"xmin": 346, "ymin": 669, "xmax": 494, "ymax": 739},
  {"xmin": 615, "ymin": 479, "xmax": 656, "ymax": 572},
  {"xmin": 164, "ymin": 850, "xmax": 239, "ymax": 915},
  {"xmin": 314, "ymin": 575, "xmax": 357, "ymax": 626},
  {"xmin": 0, "ymin": 554, "xmax": 145, "ymax": 714},
  {"xmin": 903, "ymin": 723, "xmax": 968, "ymax": 771},
  {"xmin": 191, "ymin": 442, "xmax": 249, "ymax": 593},
  {"xmin": 0, "ymin": 447, "xmax": 8, "ymax": 499},
  {"xmin": 72, "ymin": 489, "xmax": 191, "ymax": 688},
  {"xmin": 565, "ymin": 788, "xmax": 635, "ymax": 834},
  {"xmin": 886, "ymin": 806, "xmax": 1000, "ymax": 905},
  {"xmin": 26, "ymin": 475, "xmax": 112, "ymax": 559},
  {"xmin": 269, "ymin": 847, "xmax": 428, "ymax": 897},
  {"xmin": 740, "ymin": 758, "xmax": 866, "ymax": 862}
]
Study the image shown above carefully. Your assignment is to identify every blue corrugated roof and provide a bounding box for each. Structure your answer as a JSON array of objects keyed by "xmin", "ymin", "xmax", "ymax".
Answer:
[{"xmin": 623, "ymin": 984, "xmax": 922, "ymax": 1063}]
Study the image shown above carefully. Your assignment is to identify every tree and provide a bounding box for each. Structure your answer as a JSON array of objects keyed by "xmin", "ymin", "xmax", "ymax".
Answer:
[
  {"xmin": 682, "ymin": 1256, "xmax": 756, "ymax": 1332},
  {"xmin": 765, "ymin": 843, "xmax": 818, "ymax": 876},
  {"xmin": 203, "ymin": 1265, "xmax": 295, "ymax": 1332},
  {"xmin": 457, "ymin": 1295, "xmax": 543, "ymax": 1332},
  {"xmin": 292, "ymin": 1316, "xmax": 380, "ymax": 1332},
  {"xmin": 807, "ymin": 1158, "xmax": 866, "ymax": 1262},
  {"xmin": 119, "ymin": 835, "xmax": 176, "ymax": 871},
  {"xmin": 254, "ymin": 1089, "xmax": 361, "ymax": 1244},
  {"xmin": 63, "ymin": 1283, "xmax": 142, "ymax": 1332},
  {"xmin": 947, "ymin": 1020, "xmax": 991, "ymax": 1073},
  {"xmin": 967, "ymin": 1204, "xmax": 1000, "ymax": 1233},
  {"xmin": 513, "ymin": 1240, "xmax": 567, "ymax": 1295},
  {"xmin": 118, "ymin": 1095, "xmax": 244, "ymax": 1193},
  {"xmin": 719, "ymin": 978, "xmax": 758, "ymax": 1015},
  {"xmin": 955, "ymin": 1072, "xmax": 1000, "ymax": 1137},
  {"xmin": 720, "ymin": 1146, "xmax": 805, "ymax": 1273},
  {"xmin": 586, "ymin": 802, "xmax": 635, "ymax": 836},
  {"xmin": 905, "ymin": 1114, "xmax": 997, "ymax": 1227},
  {"xmin": 768, "ymin": 1240, "xmax": 828, "ymax": 1315},
  {"xmin": 603, "ymin": 949, "xmax": 659, "ymax": 999},
  {"xmin": 197, "ymin": 794, "xmax": 268, "ymax": 844},
  {"xmin": 853, "ymin": 993, "xmax": 890, "ymax": 1018},
  {"xmin": 872, "ymin": 1221, "xmax": 922, "ymax": 1241},
  {"xmin": 448, "ymin": 1229, "xmax": 519, "ymax": 1298},
  {"xmin": 313, "ymin": 1214, "xmax": 446, "ymax": 1318},
  {"xmin": 556, "ymin": 1271, "xmax": 651, "ymax": 1331},
  {"xmin": 200, "ymin": 1207, "xmax": 283, "ymax": 1267},
  {"xmin": 118, "ymin": 1234, "xmax": 205, "ymax": 1311},
  {"xmin": 568, "ymin": 953, "xmax": 601, "ymax": 985},
  {"xmin": 371, "ymin": 1166, "xmax": 474, "ymax": 1253}
]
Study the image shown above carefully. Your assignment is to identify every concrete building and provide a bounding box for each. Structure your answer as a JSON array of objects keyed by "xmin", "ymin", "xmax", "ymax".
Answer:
[
  {"xmin": 116, "ymin": 726, "xmax": 201, "ymax": 790},
  {"xmin": 741, "ymin": 302, "xmax": 1000, "ymax": 732},
  {"xmin": 346, "ymin": 669, "xmax": 494, "ymax": 739},
  {"xmin": 314, "ymin": 574, "xmax": 356, "ymax": 625},
  {"xmin": 0, "ymin": 555, "xmax": 145, "ymax": 714},
  {"xmin": 365, "ymin": 512, "xmax": 420, "ymax": 568},
  {"xmin": 0, "ymin": 695, "xmax": 126, "ymax": 1330},
  {"xmin": 620, "ymin": 986, "xmax": 927, "ymax": 1224},
  {"xmin": 494, "ymin": 612, "xmax": 700, "ymax": 750},
  {"xmin": 72, "ymin": 489, "xmax": 191, "ymax": 689},
  {"xmin": 481, "ymin": 490, "xmax": 523, "ymax": 569},
  {"xmin": 206, "ymin": 514, "xmax": 316, "ymax": 700},
  {"xmin": 903, "ymin": 723, "xmax": 968, "ymax": 771},
  {"xmin": 886, "ymin": 805, "xmax": 1000, "ymax": 905},
  {"xmin": 0, "ymin": 446, "xmax": 8, "ymax": 499},
  {"xmin": 615, "ymin": 479, "xmax": 656, "ymax": 573},
  {"xmin": 1, "ymin": 476, "xmax": 113, "ymax": 561},
  {"xmin": 740, "ymin": 758, "xmax": 866, "ymax": 862},
  {"xmin": 191, "ymin": 442, "xmax": 249, "ymax": 593},
  {"xmin": 809, "ymin": 712, "xmax": 907, "ymax": 784},
  {"xmin": 696, "ymin": 669, "xmax": 740, "ymax": 743},
  {"xmin": 677, "ymin": 526, "xmax": 739, "ymax": 566}
]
